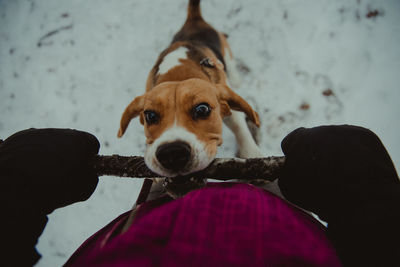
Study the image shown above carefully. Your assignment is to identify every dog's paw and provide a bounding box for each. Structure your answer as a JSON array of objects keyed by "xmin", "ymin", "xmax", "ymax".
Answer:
[
  {"xmin": 235, "ymin": 142, "xmax": 264, "ymax": 158},
  {"xmin": 246, "ymin": 116, "xmax": 261, "ymax": 146},
  {"xmin": 245, "ymin": 96, "xmax": 262, "ymax": 145}
]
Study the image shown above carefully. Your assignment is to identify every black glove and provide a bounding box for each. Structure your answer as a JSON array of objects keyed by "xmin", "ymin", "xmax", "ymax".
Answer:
[
  {"xmin": 278, "ymin": 125, "xmax": 400, "ymax": 266},
  {"xmin": 0, "ymin": 128, "xmax": 100, "ymax": 266}
]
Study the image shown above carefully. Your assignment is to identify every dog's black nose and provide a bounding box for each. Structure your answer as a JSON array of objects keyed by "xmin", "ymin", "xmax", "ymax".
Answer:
[{"xmin": 156, "ymin": 141, "xmax": 191, "ymax": 171}]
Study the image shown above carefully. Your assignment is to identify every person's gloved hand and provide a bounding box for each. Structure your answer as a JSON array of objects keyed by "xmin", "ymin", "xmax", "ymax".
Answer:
[
  {"xmin": 1, "ymin": 128, "xmax": 100, "ymax": 266},
  {"xmin": 0, "ymin": 128, "xmax": 100, "ymax": 214},
  {"xmin": 278, "ymin": 125, "xmax": 399, "ymax": 223},
  {"xmin": 278, "ymin": 125, "xmax": 400, "ymax": 266}
]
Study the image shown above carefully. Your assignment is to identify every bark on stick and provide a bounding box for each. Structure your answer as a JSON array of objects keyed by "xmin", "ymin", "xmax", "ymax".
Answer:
[{"xmin": 92, "ymin": 155, "xmax": 285, "ymax": 181}]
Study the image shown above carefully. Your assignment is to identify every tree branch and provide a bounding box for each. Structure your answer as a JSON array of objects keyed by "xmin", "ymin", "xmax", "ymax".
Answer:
[{"xmin": 92, "ymin": 155, "xmax": 285, "ymax": 181}]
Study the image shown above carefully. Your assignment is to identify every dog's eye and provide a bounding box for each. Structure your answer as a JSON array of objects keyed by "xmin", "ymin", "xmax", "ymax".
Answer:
[
  {"xmin": 144, "ymin": 110, "xmax": 159, "ymax": 125},
  {"xmin": 192, "ymin": 103, "xmax": 211, "ymax": 119}
]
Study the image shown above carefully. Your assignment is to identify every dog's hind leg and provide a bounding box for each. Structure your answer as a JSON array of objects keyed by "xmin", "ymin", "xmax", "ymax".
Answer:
[{"xmin": 222, "ymin": 45, "xmax": 242, "ymax": 89}]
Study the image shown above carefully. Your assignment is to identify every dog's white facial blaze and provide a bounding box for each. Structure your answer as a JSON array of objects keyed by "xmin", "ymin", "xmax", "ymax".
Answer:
[
  {"xmin": 144, "ymin": 125, "xmax": 214, "ymax": 177},
  {"xmin": 158, "ymin": 47, "xmax": 188, "ymax": 75}
]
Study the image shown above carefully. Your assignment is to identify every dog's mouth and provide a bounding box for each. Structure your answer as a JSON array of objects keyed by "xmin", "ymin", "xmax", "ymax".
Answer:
[
  {"xmin": 145, "ymin": 138, "xmax": 216, "ymax": 178},
  {"xmin": 145, "ymin": 143, "xmax": 212, "ymax": 198},
  {"xmin": 148, "ymin": 154, "xmax": 211, "ymax": 178}
]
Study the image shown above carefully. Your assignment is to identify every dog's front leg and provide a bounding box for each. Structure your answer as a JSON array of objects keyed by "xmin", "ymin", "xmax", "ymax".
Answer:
[
  {"xmin": 223, "ymin": 110, "xmax": 263, "ymax": 158},
  {"xmin": 224, "ymin": 111, "xmax": 284, "ymax": 197}
]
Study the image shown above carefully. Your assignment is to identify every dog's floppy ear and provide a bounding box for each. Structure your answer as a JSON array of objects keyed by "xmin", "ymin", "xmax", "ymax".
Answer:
[
  {"xmin": 118, "ymin": 95, "xmax": 145, "ymax": 138},
  {"xmin": 216, "ymin": 85, "xmax": 260, "ymax": 127}
]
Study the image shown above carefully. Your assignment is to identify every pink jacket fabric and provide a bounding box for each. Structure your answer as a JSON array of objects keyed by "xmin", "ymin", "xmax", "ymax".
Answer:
[{"xmin": 65, "ymin": 183, "xmax": 341, "ymax": 266}]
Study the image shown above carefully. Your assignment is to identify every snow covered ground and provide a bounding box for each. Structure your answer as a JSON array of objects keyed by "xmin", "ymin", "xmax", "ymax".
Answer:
[{"xmin": 0, "ymin": 0, "xmax": 399, "ymax": 265}]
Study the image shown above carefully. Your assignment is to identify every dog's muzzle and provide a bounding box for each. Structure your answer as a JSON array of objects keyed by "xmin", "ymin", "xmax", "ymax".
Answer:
[{"xmin": 156, "ymin": 141, "xmax": 191, "ymax": 171}]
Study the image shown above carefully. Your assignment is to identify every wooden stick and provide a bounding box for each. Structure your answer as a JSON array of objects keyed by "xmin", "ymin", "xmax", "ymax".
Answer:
[{"xmin": 92, "ymin": 155, "xmax": 285, "ymax": 181}]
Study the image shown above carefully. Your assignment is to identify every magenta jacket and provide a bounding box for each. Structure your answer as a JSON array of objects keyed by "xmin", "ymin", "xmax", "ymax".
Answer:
[{"xmin": 65, "ymin": 183, "xmax": 341, "ymax": 266}]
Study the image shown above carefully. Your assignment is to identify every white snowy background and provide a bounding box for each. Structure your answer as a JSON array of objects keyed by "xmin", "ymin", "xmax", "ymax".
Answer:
[{"xmin": 0, "ymin": 0, "xmax": 399, "ymax": 265}]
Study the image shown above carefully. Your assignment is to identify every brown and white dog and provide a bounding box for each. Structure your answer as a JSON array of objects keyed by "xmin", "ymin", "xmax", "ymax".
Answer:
[{"xmin": 118, "ymin": 0, "xmax": 263, "ymax": 178}]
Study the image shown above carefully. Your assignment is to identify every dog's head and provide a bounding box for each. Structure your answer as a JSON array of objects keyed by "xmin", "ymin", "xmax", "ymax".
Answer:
[{"xmin": 118, "ymin": 78, "xmax": 259, "ymax": 177}]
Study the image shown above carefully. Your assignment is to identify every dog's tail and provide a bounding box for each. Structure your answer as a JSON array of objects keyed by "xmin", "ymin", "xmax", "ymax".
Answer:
[{"xmin": 187, "ymin": 0, "xmax": 203, "ymax": 21}]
